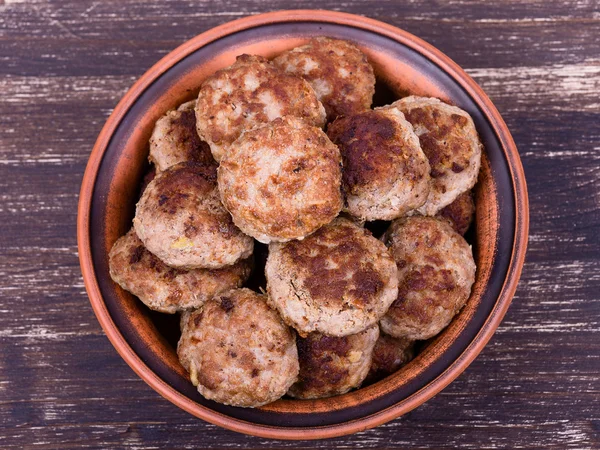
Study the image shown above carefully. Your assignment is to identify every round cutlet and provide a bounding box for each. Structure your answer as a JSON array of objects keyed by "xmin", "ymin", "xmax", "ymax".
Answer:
[
  {"xmin": 380, "ymin": 216, "xmax": 476, "ymax": 341},
  {"xmin": 436, "ymin": 190, "xmax": 475, "ymax": 236},
  {"xmin": 365, "ymin": 332, "xmax": 415, "ymax": 384},
  {"xmin": 218, "ymin": 116, "xmax": 343, "ymax": 244},
  {"xmin": 273, "ymin": 37, "xmax": 376, "ymax": 121},
  {"xmin": 384, "ymin": 96, "xmax": 482, "ymax": 215},
  {"xmin": 287, "ymin": 324, "xmax": 379, "ymax": 399},
  {"xmin": 177, "ymin": 288, "xmax": 299, "ymax": 408},
  {"xmin": 108, "ymin": 228, "xmax": 252, "ymax": 313},
  {"xmin": 328, "ymin": 108, "xmax": 431, "ymax": 221},
  {"xmin": 149, "ymin": 100, "xmax": 214, "ymax": 172},
  {"xmin": 265, "ymin": 217, "xmax": 399, "ymax": 337},
  {"xmin": 133, "ymin": 161, "xmax": 253, "ymax": 269},
  {"xmin": 195, "ymin": 54, "xmax": 326, "ymax": 162}
]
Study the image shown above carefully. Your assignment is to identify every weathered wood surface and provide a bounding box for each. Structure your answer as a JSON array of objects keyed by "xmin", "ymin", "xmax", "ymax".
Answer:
[{"xmin": 1, "ymin": 0, "xmax": 599, "ymax": 448}]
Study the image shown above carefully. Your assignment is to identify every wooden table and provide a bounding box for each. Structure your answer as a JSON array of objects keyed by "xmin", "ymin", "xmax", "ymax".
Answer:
[{"xmin": 1, "ymin": 1, "xmax": 599, "ymax": 448}]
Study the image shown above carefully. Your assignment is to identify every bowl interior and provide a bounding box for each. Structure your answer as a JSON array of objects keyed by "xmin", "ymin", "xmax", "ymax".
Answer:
[{"xmin": 88, "ymin": 20, "xmax": 515, "ymax": 428}]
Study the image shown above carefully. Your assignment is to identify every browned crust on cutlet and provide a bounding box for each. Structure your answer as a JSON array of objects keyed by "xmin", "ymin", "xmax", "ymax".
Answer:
[
  {"xmin": 149, "ymin": 100, "xmax": 214, "ymax": 172},
  {"xmin": 380, "ymin": 216, "xmax": 476, "ymax": 340},
  {"xmin": 134, "ymin": 161, "xmax": 253, "ymax": 269},
  {"xmin": 287, "ymin": 324, "xmax": 379, "ymax": 399},
  {"xmin": 218, "ymin": 116, "xmax": 343, "ymax": 243},
  {"xmin": 436, "ymin": 190, "xmax": 475, "ymax": 235},
  {"xmin": 386, "ymin": 96, "xmax": 482, "ymax": 215},
  {"xmin": 144, "ymin": 162, "xmax": 238, "ymax": 240},
  {"xmin": 329, "ymin": 110, "xmax": 399, "ymax": 190},
  {"xmin": 177, "ymin": 288, "xmax": 299, "ymax": 407},
  {"xmin": 284, "ymin": 225, "xmax": 387, "ymax": 308},
  {"xmin": 195, "ymin": 54, "xmax": 326, "ymax": 161},
  {"xmin": 274, "ymin": 37, "xmax": 375, "ymax": 121},
  {"xmin": 169, "ymin": 109, "xmax": 213, "ymax": 163},
  {"xmin": 265, "ymin": 217, "xmax": 399, "ymax": 337},
  {"xmin": 365, "ymin": 332, "xmax": 415, "ymax": 384},
  {"xmin": 109, "ymin": 229, "xmax": 252, "ymax": 313},
  {"xmin": 327, "ymin": 108, "xmax": 431, "ymax": 220},
  {"xmin": 150, "ymin": 161, "xmax": 217, "ymax": 212},
  {"xmin": 403, "ymin": 107, "xmax": 471, "ymax": 178}
]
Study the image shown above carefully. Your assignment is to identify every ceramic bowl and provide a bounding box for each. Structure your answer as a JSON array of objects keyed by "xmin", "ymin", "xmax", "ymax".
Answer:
[{"xmin": 78, "ymin": 10, "xmax": 528, "ymax": 439}]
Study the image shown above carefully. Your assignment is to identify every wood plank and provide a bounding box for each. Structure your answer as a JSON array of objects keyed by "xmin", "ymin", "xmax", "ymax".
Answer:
[{"xmin": 2, "ymin": 2, "xmax": 600, "ymax": 76}]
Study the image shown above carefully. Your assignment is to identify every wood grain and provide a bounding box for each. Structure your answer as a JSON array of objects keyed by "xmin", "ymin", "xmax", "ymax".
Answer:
[{"xmin": 1, "ymin": 0, "xmax": 599, "ymax": 448}]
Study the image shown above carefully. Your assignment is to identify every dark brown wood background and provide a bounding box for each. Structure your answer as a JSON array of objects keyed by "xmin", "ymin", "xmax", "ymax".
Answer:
[{"xmin": 1, "ymin": 0, "xmax": 599, "ymax": 448}]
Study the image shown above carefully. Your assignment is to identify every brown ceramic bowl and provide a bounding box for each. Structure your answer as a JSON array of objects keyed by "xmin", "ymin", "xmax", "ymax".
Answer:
[{"xmin": 78, "ymin": 10, "xmax": 528, "ymax": 439}]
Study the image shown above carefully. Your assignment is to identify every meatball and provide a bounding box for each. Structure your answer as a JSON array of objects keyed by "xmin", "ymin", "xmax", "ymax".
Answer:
[
  {"xmin": 288, "ymin": 324, "xmax": 379, "ymax": 399},
  {"xmin": 380, "ymin": 216, "xmax": 476, "ymax": 340},
  {"xmin": 134, "ymin": 161, "xmax": 253, "ymax": 269},
  {"xmin": 266, "ymin": 217, "xmax": 399, "ymax": 337},
  {"xmin": 327, "ymin": 108, "xmax": 431, "ymax": 220},
  {"xmin": 149, "ymin": 100, "xmax": 214, "ymax": 172},
  {"xmin": 108, "ymin": 229, "xmax": 252, "ymax": 313},
  {"xmin": 436, "ymin": 190, "xmax": 475, "ymax": 236},
  {"xmin": 383, "ymin": 96, "xmax": 482, "ymax": 215},
  {"xmin": 273, "ymin": 37, "xmax": 376, "ymax": 121},
  {"xmin": 177, "ymin": 288, "xmax": 299, "ymax": 407},
  {"xmin": 138, "ymin": 167, "xmax": 156, "ymax": 199},
  {"xmin": 365, "ymin": 332, "xmax": 415, "ymax": 384},
  {"xmin": 218, "ymin": 116, "xmax": 343, "ymax": 243},
  {"xmin": 195, "ymin": 54, "xmax": 326, "ymax": 162}
]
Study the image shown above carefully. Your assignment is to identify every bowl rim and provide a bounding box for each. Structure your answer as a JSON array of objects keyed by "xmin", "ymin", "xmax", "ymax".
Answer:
[{"xmin": 77, "ymin": 9, "xmax": 529, "ymax": 440}]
